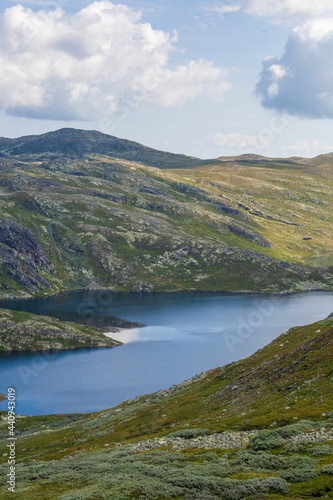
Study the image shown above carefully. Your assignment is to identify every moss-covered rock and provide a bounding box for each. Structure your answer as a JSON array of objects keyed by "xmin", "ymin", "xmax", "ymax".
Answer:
[{"xmin": 0, "ymin": 308, "xmax": 121, "ymax": 351}]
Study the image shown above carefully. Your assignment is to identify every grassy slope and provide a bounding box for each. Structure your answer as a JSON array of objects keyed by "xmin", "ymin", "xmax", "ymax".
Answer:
[
  {"xmin": 168, "ymin": 157, "xmax": 333, "ymax": 265},
  {"xmin": 0, "ymin": 308, "xmax": 122, "ymax": 350},
  {"xmin": 0, "ymin": 153, "xmax": 332, "ymax": 297},
  {"xmin": 0, "ymin": 316, "xmax": 332, "ymax": 498}
]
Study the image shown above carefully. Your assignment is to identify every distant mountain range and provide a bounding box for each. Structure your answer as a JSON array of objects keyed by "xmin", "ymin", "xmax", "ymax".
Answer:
[
  {"xmin": 0, "ymin": 128, "xmax": 332, "ymax": 297},
  {"xmin": 0, "ymin": 128, "xmax": 204, "ymax": 169},
  {"xmin": 0, "ymin": 127, "xmax": 321, "ymax": 168}
]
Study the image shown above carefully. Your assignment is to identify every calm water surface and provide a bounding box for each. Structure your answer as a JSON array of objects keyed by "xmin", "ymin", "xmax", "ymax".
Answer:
[{"xmin": 0, "ymin": 291, "xmax": 332, "ymax": 415}]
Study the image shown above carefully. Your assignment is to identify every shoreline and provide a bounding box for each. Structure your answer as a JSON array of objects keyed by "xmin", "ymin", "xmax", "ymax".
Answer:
[
  {"xmin": 0, "ymin": 286, "xmax": 333, "ymax": 303},
  {"xmin": 103, "ymin": 326, "xmax": 142, "ymax": 343}
]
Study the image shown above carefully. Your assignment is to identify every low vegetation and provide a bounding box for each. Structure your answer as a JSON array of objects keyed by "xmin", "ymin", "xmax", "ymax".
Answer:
[
  {"xmin": 0, "ymin": 129, "xmax": 332, "ymax": 298},
  {"xmin": 0, "ymin": 315, "xmax": 332, "ymax": 498},
  {"xmin": 0, "ymin": 308, "xmax": 121, "ymax": 351}
]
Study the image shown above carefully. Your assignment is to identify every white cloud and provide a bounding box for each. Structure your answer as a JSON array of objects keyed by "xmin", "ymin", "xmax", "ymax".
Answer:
[
  {"xmin": 0, "ymin": 2, "xmax": 230, "ymax": 120},
  {"xmin": 150, "ymin": 60, "xmax": 230, "ymax": 106},
  {"xmin": 206, "ymin": 1, "xmax": 333, "ymax": 120},
  {"xmin": 6, "ymin": 0, "xmax": 56, "ymax": 4},
  {"xmin": 284, "ymin": 139, "xmax": 333, "ymax": 155},
  {"xmin": 207, "ymin": 0, "xmax": 333, "ymax": 25},
  {"xmin": 256, "ymin": 18, "xmax": 333, "ymax": 118},
  {"xmin": 242, "ymin": 0, "xmax": 333, "ymax": 25},
  {"xmin": 284, "ymin": 140, "xmax": 312, "ymax": 154},
  {"xmin": 268, "ymin": 64, "xmax": 287, "ymax": 80},
  {"xmin": 204, "ymin": 4, "xmax": 241, "ymax": 16},
  {"xmin": 213, "ymin": 132, "xmax": 271, "ymax": 152},
  {"xmin": 294, "ymin": 18, "xmax": 333, "ymax": 41}
]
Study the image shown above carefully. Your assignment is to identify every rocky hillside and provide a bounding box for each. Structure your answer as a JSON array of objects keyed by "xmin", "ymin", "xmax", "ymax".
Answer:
[
  {"xmin": 0, "ymin": 128, "xmax": 202, "ymax": 169},
  {"xmin": 0, "ymin": 128, "xmax": 332, "ymax": 297},
  {"xmin": 0, "ymin": 315, "xmax": 332, "ymax": 499},
  {"xmin": 0, "ymin": 308, "xmax": 121, "ymax": 351}
]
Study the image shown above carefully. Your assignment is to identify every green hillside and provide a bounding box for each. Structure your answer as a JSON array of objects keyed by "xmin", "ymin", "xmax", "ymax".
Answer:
[
  {"xmin": 0, "ymin": 129, "xmax": 332, "ymax": 298},
  {"xmin": 0, "ymin": 308, "xmax": 121, "ymax": 351},
  {"xmin": 0, "ymin": 315, "xmax": 332, "ymax": 499}
]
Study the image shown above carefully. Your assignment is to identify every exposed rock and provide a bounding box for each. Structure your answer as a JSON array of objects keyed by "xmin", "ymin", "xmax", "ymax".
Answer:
[
  {"xmin": 227, "ymin": 224, "xmax": 271, "ymax": 248},
  {"xmin": 132, "ymin": 430, "xmax": 259, "ymax": 452},
  {"xmin": 0, "ymin": 218, "xmax": 51, "ymax": 270},
  {"xmin": 131, "ymin": 281, "xmax": 154, "ymax": 293}
]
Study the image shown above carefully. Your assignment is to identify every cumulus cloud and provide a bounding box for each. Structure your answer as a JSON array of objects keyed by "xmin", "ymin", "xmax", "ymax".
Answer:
[
  {"xmin": 256, "ymin": 19, "xmax": 333, "ymax": 118},
  {"xmin": 205, "ymin": 1, "xmax": 333, "ymax": 120},
  {"xmin": 0, "ymin": 2, "xmax": 230, "ymax": 120}
]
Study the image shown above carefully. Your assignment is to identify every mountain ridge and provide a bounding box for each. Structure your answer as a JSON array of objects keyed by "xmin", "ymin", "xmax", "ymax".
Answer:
[
  {"xmin": 3, "ymin": 127, "xmax": 332, "ymax": 168},
  {"xmin": 0, "ymin": 128, "xmax": 203, "ymax": 169},
  {"xmin": 0, "ymin": 127, "xmax": 332, "ymax": 297}
]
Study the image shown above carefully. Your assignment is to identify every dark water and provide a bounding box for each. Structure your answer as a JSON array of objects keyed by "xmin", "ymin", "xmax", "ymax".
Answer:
[{"xmin": 0, "ymin": 291, "xmax": 332, "ymax": 415}]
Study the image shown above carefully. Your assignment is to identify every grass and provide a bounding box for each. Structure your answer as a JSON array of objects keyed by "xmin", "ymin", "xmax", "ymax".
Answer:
[
  {"xmin": 0, "ymin": 153, "xmax": 332, "ymax": 298},
  {"xmin": 0, "ymin": 315, "xmax": 332, "ymax": 498}
]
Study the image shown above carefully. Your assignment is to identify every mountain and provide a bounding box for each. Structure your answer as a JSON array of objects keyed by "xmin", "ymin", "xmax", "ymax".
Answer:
[
  {"xmin": 0, "ymin": 128, "xmax": 332, "ymax": 297},
  {"xmin": 0, "ymin": 128, "xmax": 203, "ymax": 169},
  {"xmin": 0, "ymin": 314, "xmax": 332, "ymax": 499}
]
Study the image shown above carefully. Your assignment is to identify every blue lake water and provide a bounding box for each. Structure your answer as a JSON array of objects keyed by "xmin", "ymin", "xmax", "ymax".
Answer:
[{"xmin": 0, "ymin": 291, "xmax": 332, "ymax": 415}]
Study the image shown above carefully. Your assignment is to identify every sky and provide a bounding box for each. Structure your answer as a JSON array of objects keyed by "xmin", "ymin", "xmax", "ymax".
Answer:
[{"xmin": 1, "ymin": 0, "xmax": 333, "ymax": 158}]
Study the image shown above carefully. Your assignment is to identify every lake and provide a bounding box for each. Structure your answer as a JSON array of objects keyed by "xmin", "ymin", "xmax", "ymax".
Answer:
[{"xmin": 0, "ymin": 291, "xmax": 332, "ymax": 415}]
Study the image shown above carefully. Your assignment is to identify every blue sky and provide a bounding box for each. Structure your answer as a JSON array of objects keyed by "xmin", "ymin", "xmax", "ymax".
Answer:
[{"xmin": 1, "ymin": 0, "xmax": 333, "ymax": 158}]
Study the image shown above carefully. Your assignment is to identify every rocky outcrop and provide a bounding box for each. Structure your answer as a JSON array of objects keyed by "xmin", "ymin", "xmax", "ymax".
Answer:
[
  {"xmin": 131, "ymin": 281, "xmax": 154, "ymax": 292},
  {"xmin": 0, "ymin": 219, "xmax": 52, "ymax": 294},
  {"xmin": 0, "ymin": 218, "xmax": 51, "ymax": 270},
  {"xmin": 132, "ymin": 430, "xmax": 259, "ymax": 452},
  {"xmin": 227, "ymin": 224, "xmax": 271, "ymax": 248}
]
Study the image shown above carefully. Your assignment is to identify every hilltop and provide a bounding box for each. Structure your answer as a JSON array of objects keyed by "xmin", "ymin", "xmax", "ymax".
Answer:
[
  {"xmin": 0, "ymin": 314, "xmax": 332, "ymax": 498},
  {"xmin": 0, "ymin": 128, "xmax": 332, "ymax": 297},
  {"xmin": 0, "ymin": 128, "xmax": 202, "ymax": 169}
]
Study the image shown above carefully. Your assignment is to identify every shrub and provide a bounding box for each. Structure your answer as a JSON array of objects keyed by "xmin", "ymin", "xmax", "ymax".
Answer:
[
  {"xmin": 57, "ymin": 487, "xmax": 107, "ymax": 499},
  {"xmin": 166, "ymin": 428, "xmax": 210, "ymax": 439},
  {"xmin": 233, "ymin": 450, "xmax": 287, "ymax": 471},
  {"xmin": 280, "ymin": 468, "xmax": 319, "ymax": 483},
  {"xmin": 223, "ymin": 476, "xmax": 289, "ymax": 500},
  {"xmin": 283, "ymin": 441, "xmax": 310, "ymax": 454},
  {"xmin": 287, "ymin": 455, "xmax": 317, "ymax": 469},
  {"xmin": 310, "ymin": 445, "xmax": 333, "ymax": 457},
  {"xmin": 249, "ymin": 430, "xmax": 286, "ymax": 451},
  {"xmin": 250, "ymin": 421, "xmax": 316, "ymax": 451},
  {"xmin": 261, "ymin": 476, "xmax": 290, "ymax": 493},
  {"xmin": 277, "ymin": 420, "xmax": 314, "ymax": 438},
  {"xmin": 321, "ymin": 464, "xmax": 333, "ymax": 475}
]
